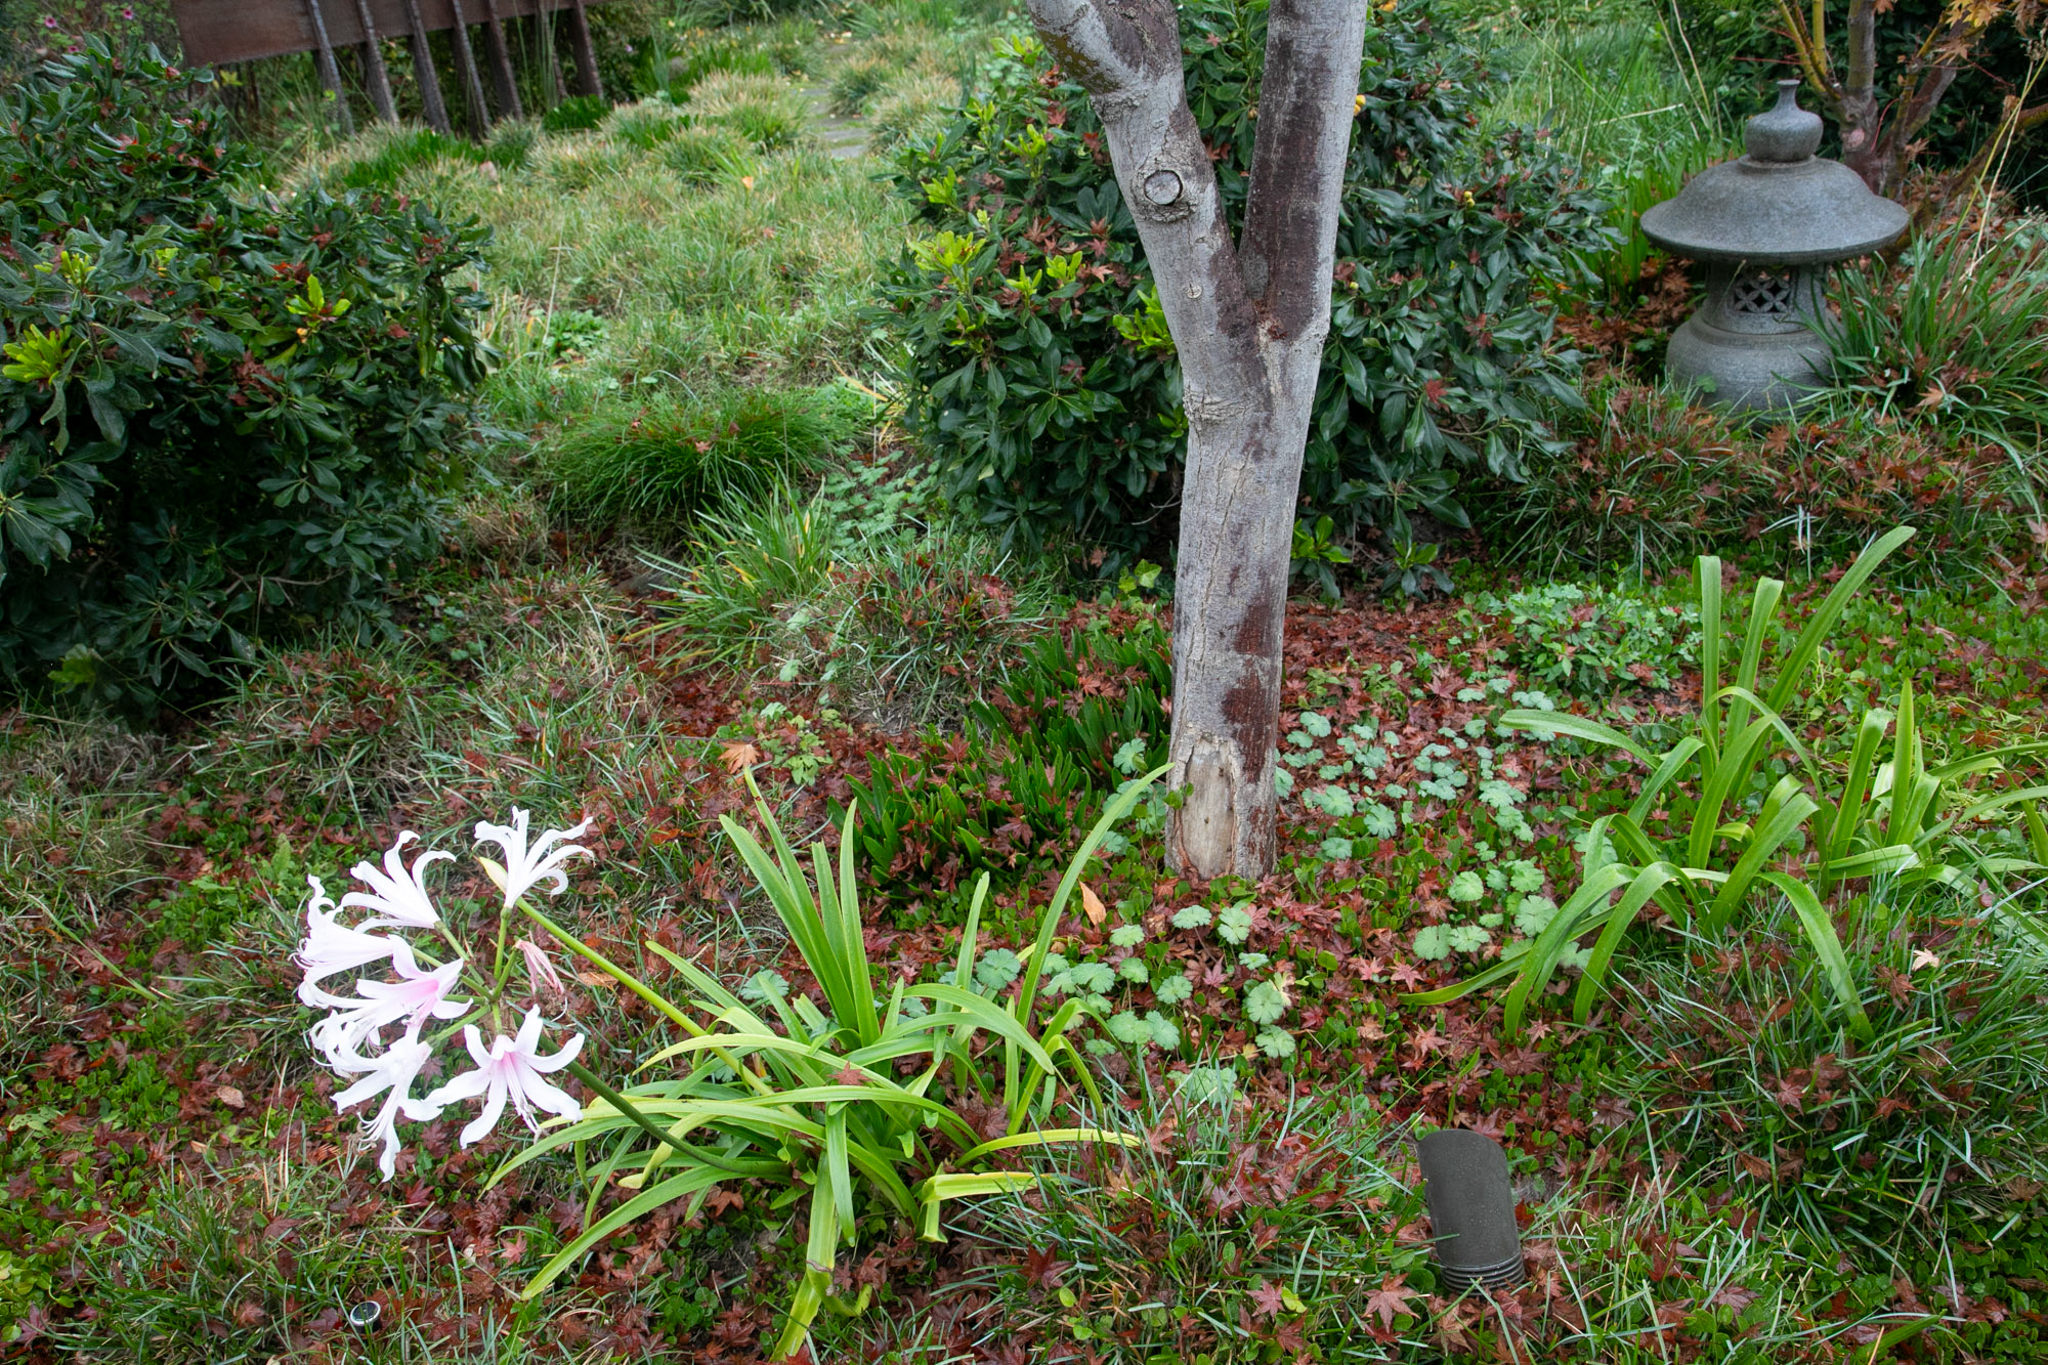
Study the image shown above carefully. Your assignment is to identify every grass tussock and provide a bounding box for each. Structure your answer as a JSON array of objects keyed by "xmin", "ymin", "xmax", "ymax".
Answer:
[
  {"xmin": 684, "ymin": 69, "xmax": 812, "ymax": 151},
  {"xmin": 650, "ymin": 479, "xmax": 1057, "ymax": 728},
  {"xmin": 542, "ymin": 381, "xmax": 873, "ymax": 530}
]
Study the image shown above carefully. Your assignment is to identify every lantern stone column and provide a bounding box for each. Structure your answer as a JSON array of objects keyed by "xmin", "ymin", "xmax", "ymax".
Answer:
[{"xmin": 1640, "ymin": 80, "xmax": 1909, "ymax": 412}]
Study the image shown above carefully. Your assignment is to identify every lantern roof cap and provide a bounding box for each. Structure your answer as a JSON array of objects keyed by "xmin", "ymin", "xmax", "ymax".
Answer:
[{"xmin": 1639, "ymin": 81, "xmax": 1909, "ymax": 266}]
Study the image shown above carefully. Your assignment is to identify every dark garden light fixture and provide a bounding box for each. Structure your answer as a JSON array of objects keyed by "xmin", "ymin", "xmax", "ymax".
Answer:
[
  {"xmin": 1417, "ymin": 1128, "xmax": 1526, "ymax": 1295},
  {"xmin": 1640, "ymin": 80, "xmax": 1909, "ymax": 413}
]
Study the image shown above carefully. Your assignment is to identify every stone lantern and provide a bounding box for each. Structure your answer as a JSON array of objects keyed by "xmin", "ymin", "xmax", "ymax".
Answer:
[{"xmin": 1640, "ymin": 80, "xmax": 1909, "ymax": 412}]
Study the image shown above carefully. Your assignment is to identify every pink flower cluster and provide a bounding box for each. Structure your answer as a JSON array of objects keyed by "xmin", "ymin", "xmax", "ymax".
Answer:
[{"xmin": 294, "ymin": 811, "xmax": 592, "ymax": 1179}]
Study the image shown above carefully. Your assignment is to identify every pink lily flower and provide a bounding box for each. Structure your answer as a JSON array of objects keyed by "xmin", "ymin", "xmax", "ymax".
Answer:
[
  {"xmin": 474, "ymin": 808, "xmax": 593, "ymax": 909},
  {"xmin": 422, "ymin": 1008, "xmax": 585, "ymax": 1146},
  {"xmin": 304, "ymin": 941, "xmax": 470, "ymax": 1064},
  {"xmin": 328, "ymin": 1035, "xmax": 441, "ymax": 1180},
  {"xmin": 294, "ymin": 875, "xmax": 398, "ymax": 1003},
  {"xmin": 340, "ymin": 831, "xmax": 451, "ymax": 930}
]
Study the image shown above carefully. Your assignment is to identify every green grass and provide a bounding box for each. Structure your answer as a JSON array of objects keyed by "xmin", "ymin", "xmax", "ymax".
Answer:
[
  {"xmin": 1481, "ymin": 13, "xmax": 1734, "ymax": 295},
  {"xmin": 1614, "ymin": 888, "xmax": 2048, "ymax": 1260},
  {"xmin": 1824, "ymin": 215, "xmax": 2048, "ymax": 503},
  {"xmin": 648, "ymin": 470, "xmax": 1062, "ymax": 727},
  {"xmin": 541, "ymin": 380, "xmax": 874, "ymax": 530}
]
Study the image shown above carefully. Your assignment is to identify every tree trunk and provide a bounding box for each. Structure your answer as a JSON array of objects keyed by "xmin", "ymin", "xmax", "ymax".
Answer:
[{"xmin": 1023, "ymin": 0, "xmax": 1366, "ymax": 880}]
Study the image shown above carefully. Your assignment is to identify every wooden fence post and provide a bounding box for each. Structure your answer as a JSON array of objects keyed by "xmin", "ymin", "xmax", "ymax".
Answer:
[
  {"xmin": 446, "ymin": 0, "xmax": 493, "ymax": 137},
  {"xmin": 351, "ymin": 0, "xmax": 399, "ymax": 123},
  {"xmin": 566, "ymin": 0, "xmax": 602, "ymax": 99},
  {"xmin": 401, "ymin": 0, "xmax": 453, "ymax": 134},
  {"xmin": 478, "ymin": 0, "xmax": 523, "ymax": 121},
  {"xmin": 303, "ymin": 0, "xmax": 356, "ymax": 135}
]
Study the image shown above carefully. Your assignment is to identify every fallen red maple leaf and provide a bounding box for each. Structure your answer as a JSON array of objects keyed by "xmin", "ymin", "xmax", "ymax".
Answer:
[{"xmin": 1364, "ymin": 1274, "xmax": 1420, "ymax": 1330}]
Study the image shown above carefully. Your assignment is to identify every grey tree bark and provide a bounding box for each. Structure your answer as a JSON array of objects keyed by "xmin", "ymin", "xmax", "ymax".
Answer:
[{"xmin": 1022, "ymin": 0, "xmax": 1367, "ymax": 880}]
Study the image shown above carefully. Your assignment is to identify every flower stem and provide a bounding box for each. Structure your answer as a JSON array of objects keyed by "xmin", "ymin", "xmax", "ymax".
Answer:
[
  {"xmin": 563, "ymin": 1057, "xmax": 675, "ymax": 1154},
  {"xmin": 561, "ymin": 1059, "xmax": 764, "ymax": 1177}
]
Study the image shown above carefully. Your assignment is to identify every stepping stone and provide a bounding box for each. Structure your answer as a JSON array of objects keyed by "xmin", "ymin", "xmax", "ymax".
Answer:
[{"xmin": 800, "ymin": 84, "xmax": 871, "ymax": 161}]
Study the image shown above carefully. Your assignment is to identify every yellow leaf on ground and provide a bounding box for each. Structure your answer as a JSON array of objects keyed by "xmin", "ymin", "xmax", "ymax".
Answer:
[
  {"xmin": 721, "ymin": 740, "xmax": 762, "ymax": 774},
  {"xmin": 1080, "ymin": 882, "xmax": 1107, "ymax": 926}
]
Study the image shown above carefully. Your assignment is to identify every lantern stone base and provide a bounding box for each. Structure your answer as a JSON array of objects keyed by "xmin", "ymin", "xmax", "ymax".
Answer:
[{"xmin": 1665, "ymin": 311, "xmax": 1829, "ymax": 414}]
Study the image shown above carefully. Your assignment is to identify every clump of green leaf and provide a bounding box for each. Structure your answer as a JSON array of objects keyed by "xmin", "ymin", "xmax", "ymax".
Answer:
[
  {"xmin": 1420, "ymin": 526, "xmax": 2048, "ymax": 1044},
  {"xmin": 543, "ymin": 382, "xmax": 871, "ymax": 530},
  {"xmin": 1471, "ymin": 580, "xmax": 1701, "ymax": 695},
  {"xmin": 507, "ymin": 773, "xmax": 1164, "ymax": 1359}
]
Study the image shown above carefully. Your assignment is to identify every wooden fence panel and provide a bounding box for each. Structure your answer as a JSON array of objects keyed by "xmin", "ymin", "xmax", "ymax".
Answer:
[{"xmin": 169, "ymin": 0, "xmax": 616, "ymax": 68}]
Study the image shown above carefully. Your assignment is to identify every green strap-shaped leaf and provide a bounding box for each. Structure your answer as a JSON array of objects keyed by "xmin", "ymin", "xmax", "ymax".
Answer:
[
  {"xmin": 1687, "ymin": 713, "xmax": 1786, "ymax": 872},
  {"xmin": 1498, "ymin": 709, "xmax": 1655, "ymax": 767},
  {"xmin": 824, "ymin": 1108, "xmax": 854, "ymax": 1235},
  {"xmin": 1696, "ymin": 554, "xmax": 1723, "ymax": 752},
  {"xmin": 953, "ymin": 1127, "xmax": 1145, "ymax": 1166},
  {"xmin": 1573, "ymin": 862, "xmax": 1686, "ymax": 1023},
  {"xmin": 1626, "ymin": 737, "xmax": 1705, "ymax": 828},
  {"xmin": 1920, "ymin": 785, "xmax": 2048, "ymax": 849},
  {"xmin": 1822, "ymin": 707, "xmax": 1892, "ymax": 876},
  {"xmin": 1703, "ymin": 775, "xmax": 1819, "ymax": 934},
  {"xmin": 1760, "ymin": 872, "xmax": 1873, "ymax": 1043},
  {"xmin": 917, "ymin": 1171, "xmax": 1047, "ymax": 1241},
  {"xmin": 1886, "ymin": 677, "xmax": 1920, "ymax": 846},
  {"xmin": 1763, "ymin": 525, "xmax": 1915, "ymax": 714},
  {"xmin": 1725, "ymin": 575, "xmax": 1785, "ymax": 744},
  {"xmin": 521, "ymin": 1167, "xmax": 728, "ymax": 1298},
  {"xmin": 1503, "ymin": 862, "xmax": 1636, "ymax": 1039},
  {"xmin": 775, "ymin": 1178, "xmax": 839, "ymax": 1359}
]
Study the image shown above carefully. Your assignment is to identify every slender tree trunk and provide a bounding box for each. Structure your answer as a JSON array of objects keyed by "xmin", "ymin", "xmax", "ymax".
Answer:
[
  {"xmin": 1024, "ymin": 0, "xmax": 1367, "ymax": 880},
  {"xmin": 1837, "ymin": 0, "xmax": 1880, "ymax": 175}
]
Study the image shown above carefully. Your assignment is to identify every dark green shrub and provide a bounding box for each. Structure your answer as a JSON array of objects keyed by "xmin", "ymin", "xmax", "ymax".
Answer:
[
  {"xmin": 543, "ymin": 383, "xmax": 870, "ymax": 529},
  {"xmin": 1, "ymin": 40, "xmax": 254, "ymax": 231},
  {"xmin": 0, "ymin": 43, "xmax": 490, "ymax": 707},
  {"xmin": 874, "ymin": 2, "xmax": 1615, "ymax": 566}
]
